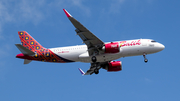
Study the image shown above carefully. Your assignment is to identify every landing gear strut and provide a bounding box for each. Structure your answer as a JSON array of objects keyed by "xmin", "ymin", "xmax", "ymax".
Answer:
[
  {"xmin": 91, "ymin": 50, "xmax": 99, "ymax": 74},
  {"xmin": 91, "ymin": 63, "xmax": 100, "ymax": 75},
  {"xmin": 143, "ymin": 53, "xmax": 148, "ymax": 63}
]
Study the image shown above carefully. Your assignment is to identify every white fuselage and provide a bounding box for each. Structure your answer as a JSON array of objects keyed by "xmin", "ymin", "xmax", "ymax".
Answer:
[{"xmin": 50, "ymin": 39, "xmax": 165, "ymax": 63}]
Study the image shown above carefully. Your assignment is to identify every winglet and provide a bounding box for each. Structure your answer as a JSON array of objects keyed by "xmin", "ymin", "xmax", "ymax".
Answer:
[
  {"xmin": 63, "ymin": 9, "xmax": 72, "ymax": 18},
  {"xmin": 78, "ymin": 68, "xmax": 85, "ymax": 75}
]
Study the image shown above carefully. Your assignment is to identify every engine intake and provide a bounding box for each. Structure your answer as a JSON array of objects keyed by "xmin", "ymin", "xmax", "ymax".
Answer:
[{"xmin": 102, "ymin": 42, "xmax": 120, "ymax": 53}]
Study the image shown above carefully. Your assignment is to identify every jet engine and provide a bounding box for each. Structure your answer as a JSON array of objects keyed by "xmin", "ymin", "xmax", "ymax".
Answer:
[
  {"xmin": 102, "ymin": 61, "xmax": 122, "ymax": 72},
  {"xmin": 102, "ymin": 42, "xmax": 120, "ymax": 53}
]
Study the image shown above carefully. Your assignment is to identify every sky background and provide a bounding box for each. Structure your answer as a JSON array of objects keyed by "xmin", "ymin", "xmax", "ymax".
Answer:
[{"xmin": 0, "ymin": 0, "xmax": 180, "ymax": 101}]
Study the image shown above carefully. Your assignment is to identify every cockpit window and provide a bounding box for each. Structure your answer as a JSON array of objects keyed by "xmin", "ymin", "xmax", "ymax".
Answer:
[{"xmin": 151, "ymin": 40, "xmax": 156, "ymax": 42}]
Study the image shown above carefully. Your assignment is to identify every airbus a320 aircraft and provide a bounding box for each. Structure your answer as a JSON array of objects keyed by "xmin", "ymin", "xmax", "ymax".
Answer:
[{"xmin": 15, "ymin": 9, "xmax": 165, "ymax": 75}]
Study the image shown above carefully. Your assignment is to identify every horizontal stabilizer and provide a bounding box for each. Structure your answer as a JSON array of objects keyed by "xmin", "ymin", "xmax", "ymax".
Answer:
[
  {"xmin": 24, "ymin": 59, "xmax": 32, "ymax": 64},
  {"xmin": 15, "ymin": 44, "xmax": 35, "ymax": 55}
]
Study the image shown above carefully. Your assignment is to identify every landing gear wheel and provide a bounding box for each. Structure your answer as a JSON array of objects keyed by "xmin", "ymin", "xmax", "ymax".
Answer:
[
  {"xmin": 143, "ymin": 53, "xmax": 148, "ymax": 63},
  {"xmin": 94, "ymin": 69, "xmax": 99, "ymax": 74},
  {"xmin": 92, "ymin": 56, "xmax": 97, "ymax": 63},
  {"xmin": 144, "ymin": 59, "xmax": 148, "ymax": 63}
]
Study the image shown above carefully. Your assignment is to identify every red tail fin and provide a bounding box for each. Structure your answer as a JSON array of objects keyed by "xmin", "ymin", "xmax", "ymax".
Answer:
[{"xmin": 18, "ymin": 31, "xmax": 45, "ymax": 52}]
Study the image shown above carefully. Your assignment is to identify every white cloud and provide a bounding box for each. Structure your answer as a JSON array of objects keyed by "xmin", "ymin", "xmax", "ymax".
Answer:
[
  {"xmin": 0, "ymin": 0, "xmax": 46, "ymax": 39},
  {"xmin": 14, "ymin": 0, "xmax": 45, "ymax": 25},
  {"xmin": 0, "ymin": 0, "xmax": 91, "ymax": 56},
  {"xmin": 0, "ymin": 0, "xmax": 47, "ymax": 61},
  {"xmin": 108, "ymin": 0, "xmax": 154, "ymax": 14},
  {"xmin": 0, "ymin": 0, "xmax": 91, "ymax": 36},
  {"xmin": 47, "ymin": 0, "xmax": 91, "ymax": 17},
  {"xmin": 70, "ymin": 0, "xmax": 91, "ymax": 16},
  {"xmin": 109, "ymin": 0, "xmax": 125, "ymax": 14},
  {"xmin": 0, "ymin": 1, "xmax": 12, "ymax": 39}
]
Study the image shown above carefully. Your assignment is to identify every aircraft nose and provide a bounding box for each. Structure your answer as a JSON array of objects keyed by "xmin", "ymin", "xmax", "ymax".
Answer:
[{"xmin": 157, "ymin": 43, "xmax": 165, "ymax": 51}]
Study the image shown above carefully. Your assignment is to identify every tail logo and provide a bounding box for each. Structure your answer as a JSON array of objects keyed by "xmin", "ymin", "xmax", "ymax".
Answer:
[
  {"xmin": 30, "ymin": 41, "xmax": 34, "ymax": 45},
  {"xmin": 17, "ymin": 31, "xmax": 74, "ymax": 63},
  {"xmin": 36, "ymin": 46, "xmax": 40, "ymax": 50},
  {"xmin": 25, "ymin": 37, "xmax": 29, "ymax": 40},
  {"xmin": 18, "ymin": 31, "xmax": 44, "ymax": 52}
]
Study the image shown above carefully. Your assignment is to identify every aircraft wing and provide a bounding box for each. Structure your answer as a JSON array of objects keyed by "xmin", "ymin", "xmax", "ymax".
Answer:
[
  {"xmin": 78, "ymin": 63, "xmax": 105, "ymax": 75},
  {"xmin": 63, "ymin": 9, "xmax": 104, "ymax": 55},
  {"xmin": 78, "ymin": 67, "xmax": 97, "ymax": 75},
  {"xmin": 78, "ymin": 68, "xmax": 93, "ymax": 75}
]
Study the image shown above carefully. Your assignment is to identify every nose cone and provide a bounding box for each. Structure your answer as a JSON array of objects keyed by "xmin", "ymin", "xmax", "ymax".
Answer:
[{"xmin": 157, "ymin": 43, "xmax": 165, "ymax": 51}]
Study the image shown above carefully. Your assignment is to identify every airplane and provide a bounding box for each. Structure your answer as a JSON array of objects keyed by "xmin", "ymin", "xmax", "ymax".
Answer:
[{"xmin": 15, "ymin": 9, "xmax": 165, "ymax": 75}]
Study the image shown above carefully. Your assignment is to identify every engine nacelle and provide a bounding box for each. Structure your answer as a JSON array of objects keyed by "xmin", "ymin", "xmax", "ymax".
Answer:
[
  {"xmin": 102, "ymin": 42, "xmax": 120, "ymax": 53},
  {"xmin": 103, "ymin": 61, "xmax": 122, "ymax": 72}
]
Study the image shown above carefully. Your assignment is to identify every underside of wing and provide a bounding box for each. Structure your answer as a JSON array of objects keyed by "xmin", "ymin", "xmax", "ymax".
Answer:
[
  {"xmin": 78, "ymin": 62, "xmax": 107, "ymax": 75},
  {"xmin": 78, "ymin": 67, "xmax": 97, "ymax": 75}
]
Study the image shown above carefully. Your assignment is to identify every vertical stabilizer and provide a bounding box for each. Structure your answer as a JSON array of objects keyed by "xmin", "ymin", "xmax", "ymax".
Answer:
[{"xmin": 18, "ymin": 31, "xmax": 45, "ymax": 52}]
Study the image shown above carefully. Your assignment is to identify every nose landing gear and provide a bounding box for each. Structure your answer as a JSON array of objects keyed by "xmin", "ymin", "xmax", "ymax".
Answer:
[{"xmin": 143, "ymin": 53, "xmax": 148, "ymax": 63}]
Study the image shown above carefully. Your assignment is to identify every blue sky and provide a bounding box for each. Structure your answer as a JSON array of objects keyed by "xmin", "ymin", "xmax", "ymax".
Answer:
[{"xmin": 0, "ymin": 0, "xmax": 180, "ymax": 101}]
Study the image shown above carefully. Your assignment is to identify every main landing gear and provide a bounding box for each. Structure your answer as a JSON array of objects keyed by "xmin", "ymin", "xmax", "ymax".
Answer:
[
  {"xmin": 91, "ymin": 56, "xmax": 100, "ymax": 74},
  {"xmin": 94, "ymin": 68, "xmax": 99, "ymax": 74},
  {"xmin": 143, "ymin": 53, "xmax": 148, "ymax": 63}
]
